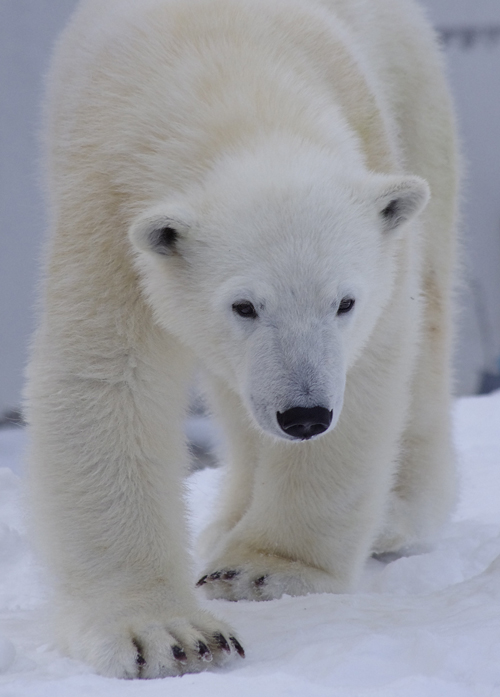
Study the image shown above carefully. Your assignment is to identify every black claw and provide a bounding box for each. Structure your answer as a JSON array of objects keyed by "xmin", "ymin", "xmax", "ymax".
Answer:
[
  {"xmin": 222, "ymin": 569, "xmax": 239, "ymax": 581},
  {"xmin": 196, "ymin": 574, "xmax": 208, "ymax": 587},
  {"xmin": 198, "ymin": 640, "xmax": 213, "ymax": 662},
  {"xmin": 213, "ymin": 632, "xmax": 231, "ymax": 654},
  {"xmin": 132, "ymin": 639, "xmax": 146, "ymax": 669},
  {"xmin": 208, "ymin": 571, "xmax": 222, "ymax": 581},
  {"xmin": 172, "ymin": 645, "xmax": 188, "ymax": 664},
  {"xmin": 254, "ymin": 575, "xmax": 267, "ymax": 587},
  {"xmin": 230, "ymin": 636, "xmax": 245, "ymax": 658}
]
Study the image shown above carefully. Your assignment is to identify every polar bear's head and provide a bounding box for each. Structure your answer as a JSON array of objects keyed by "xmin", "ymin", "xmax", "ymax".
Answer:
[{"xmin": 129, "ymin": 143, "xmax": 428, "ymax": 441}]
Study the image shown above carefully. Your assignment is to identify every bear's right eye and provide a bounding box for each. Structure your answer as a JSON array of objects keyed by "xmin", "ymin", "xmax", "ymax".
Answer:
[
  {"xmin": 232, "ymin": 301, "xmax": 258, "ymax": 319},
  {"xmin": 337, "ymin": 297, "xmax": 355, "ymax": 315}
]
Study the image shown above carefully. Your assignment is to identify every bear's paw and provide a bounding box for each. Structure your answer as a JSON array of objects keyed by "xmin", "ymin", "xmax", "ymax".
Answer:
[
  {"xmin": 60, "ymin": 606, "xmax": 243, "ymax": 678},
  {"xmin": 197, "ymin": 552, "xmax": 343, "ymax": 601}
]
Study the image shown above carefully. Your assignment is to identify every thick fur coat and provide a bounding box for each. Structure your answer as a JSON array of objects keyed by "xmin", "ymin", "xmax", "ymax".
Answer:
[{"xmin": 26, "ymin": 0, "xmax": 459, "ymax": 679}]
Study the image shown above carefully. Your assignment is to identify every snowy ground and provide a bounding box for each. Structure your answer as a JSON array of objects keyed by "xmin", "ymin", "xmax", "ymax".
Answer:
[{"xmin": 1, "ymin": 392, "xmax": 500, "ymax": 696}]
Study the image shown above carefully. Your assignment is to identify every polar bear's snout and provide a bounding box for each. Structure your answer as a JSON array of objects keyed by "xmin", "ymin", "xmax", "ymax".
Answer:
[
  {"xmin": 243, "ymin": 315, "xmax": 347, "ymax": 441},
  {"xmin": 276, "ymin": 406, "xmax": 333, "ymax": 440}
]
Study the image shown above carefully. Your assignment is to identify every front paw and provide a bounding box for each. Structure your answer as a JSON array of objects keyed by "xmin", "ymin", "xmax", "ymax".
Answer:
[
  {"xmin": 58, "ymin": 604, "xmax": 244, "ymax": 678},
  {"xmin": 197, "ymin": 553, "xmax": 342, "ymax": 601}
]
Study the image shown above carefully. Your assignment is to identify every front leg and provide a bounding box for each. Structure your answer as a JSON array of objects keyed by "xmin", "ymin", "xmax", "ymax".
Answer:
[
  {"xmin": 198, "ymin": 358, "xmax": 410, "ymax": 601},
  {"xmin": 26, "ymin": 325, "xmax": 243, "ymax": 677},
  {"xmin": 197, "ymin": 550, "xmax": 343, "ymax": 601}
]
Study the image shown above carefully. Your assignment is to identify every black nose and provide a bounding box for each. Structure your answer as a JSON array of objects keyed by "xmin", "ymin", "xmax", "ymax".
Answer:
[{"xmin": 276, "ymin": 406, "xmax": 333, "ymax": 440}]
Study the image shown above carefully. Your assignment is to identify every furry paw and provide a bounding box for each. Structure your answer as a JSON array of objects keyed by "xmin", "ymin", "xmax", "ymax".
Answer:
[
  {"xmin": 59, "ymin": 605, "xmax": 243, "ymax": 678},
  {"xmin": 373, "ymin": 493, "xmax": 436, "ymax": 556},
  {"xmin": 197, "ymin": 553, "xmax": 342, "ymax": 601}
]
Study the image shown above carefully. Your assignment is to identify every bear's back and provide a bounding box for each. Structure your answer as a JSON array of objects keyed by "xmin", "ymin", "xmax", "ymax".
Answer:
[{"xmin": 45, "ymin": 0, "xmax": 448, "ymax": 219}]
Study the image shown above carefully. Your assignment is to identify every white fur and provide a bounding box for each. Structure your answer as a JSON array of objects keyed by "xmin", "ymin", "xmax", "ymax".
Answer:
[{"xmin": 26, "ymin": 0, "xmax": 459, "ymax": 679}]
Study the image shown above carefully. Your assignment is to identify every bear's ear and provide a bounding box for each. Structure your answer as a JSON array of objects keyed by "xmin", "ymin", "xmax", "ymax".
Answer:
[
  {"xmin": 375, "ymin": 176, "xmax": 430, "ymax": 233},
  {"xmin": 129, "ymin": 209, "xmax": 192, "ymax": 257}
]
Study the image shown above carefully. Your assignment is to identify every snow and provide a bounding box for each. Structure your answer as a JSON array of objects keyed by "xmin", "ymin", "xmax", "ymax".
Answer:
[{"xmin": 1, "ymin": 392, "xmax": 500, "ymax": 696}]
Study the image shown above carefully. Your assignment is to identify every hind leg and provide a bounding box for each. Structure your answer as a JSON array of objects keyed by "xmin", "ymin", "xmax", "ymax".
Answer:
[
  {"xmin": 374, "ymin": 273, "xmax": 457, "ymax": 554},
  {"xmin": 197, "ymin": 377, "xmax": 260, "ymax": 560},
  {"xmin": 374, "ymin": 39, "xmax": 459, "ymax": 555}
]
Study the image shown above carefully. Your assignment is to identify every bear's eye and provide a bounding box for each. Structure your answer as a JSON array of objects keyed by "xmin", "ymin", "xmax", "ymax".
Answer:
[
  {"xmin": 337, "ymin": 297, "xmax": 355, "ymax": 315},
  {"xmin": 232, "ymin": 301, "xmax": 258, "ymax": 319}
]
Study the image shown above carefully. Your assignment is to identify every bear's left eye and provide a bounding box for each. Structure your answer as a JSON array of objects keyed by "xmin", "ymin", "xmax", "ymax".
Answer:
[
  {"xmin": 337, "ymin": 297, "xmax": 355, "ymax": 315},
  {"xmin": 232, "ymin": 301, "xmax": 258, "ymax": 319}
]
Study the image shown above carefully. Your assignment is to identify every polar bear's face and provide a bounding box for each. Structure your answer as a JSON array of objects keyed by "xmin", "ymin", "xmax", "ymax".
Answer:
[{"xmin": 130, "ymin": 150, "xmax": 428, "ymax": 441}]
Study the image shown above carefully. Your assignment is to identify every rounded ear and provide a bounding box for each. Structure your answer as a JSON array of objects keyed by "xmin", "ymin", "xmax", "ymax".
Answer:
[
  {"xmin": 375, "ymin": 175, "xmax": 430, "ymax": 233},
  {"xmin": 128, "ymin": 205, "xmax": 193, "ymax": 256}
]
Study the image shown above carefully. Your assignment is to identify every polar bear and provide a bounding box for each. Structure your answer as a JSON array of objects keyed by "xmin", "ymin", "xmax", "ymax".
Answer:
[{"xmin": 25, "ymin": 0, "xmax": 458, "ymax": 680}]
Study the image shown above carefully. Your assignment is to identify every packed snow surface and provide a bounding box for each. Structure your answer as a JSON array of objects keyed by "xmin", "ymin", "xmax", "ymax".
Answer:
[{"xmin": 1, "ymin": 392, "xmax": 499, "ymax": 696}]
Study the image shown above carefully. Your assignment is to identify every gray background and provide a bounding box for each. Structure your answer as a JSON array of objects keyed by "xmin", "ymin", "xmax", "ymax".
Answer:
[{"xmin": 1, "ymin": 0, "xmax": 500, "ymax": 416}]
